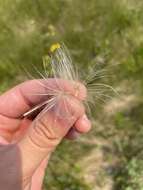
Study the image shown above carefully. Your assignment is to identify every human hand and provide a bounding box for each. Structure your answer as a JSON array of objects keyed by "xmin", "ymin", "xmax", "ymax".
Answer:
[{"xmin": 0, "ymin": 79, "xmax": 91, "ymax": 190}]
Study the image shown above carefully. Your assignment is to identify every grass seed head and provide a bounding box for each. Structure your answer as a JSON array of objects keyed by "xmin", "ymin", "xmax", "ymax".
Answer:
[{"xmin": 24, "ymin": 43, "xmax": 117, "ymax": 120}]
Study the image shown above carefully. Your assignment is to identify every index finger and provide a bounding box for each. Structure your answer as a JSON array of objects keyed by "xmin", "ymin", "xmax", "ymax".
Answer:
[{"xmin": 0, "ymin": 79, "xmax": 86, "ymax": 118}]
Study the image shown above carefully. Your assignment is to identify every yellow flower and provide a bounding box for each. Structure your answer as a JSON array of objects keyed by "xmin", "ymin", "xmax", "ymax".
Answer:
[{"xmin": 50, "ymin": 43, "xmax": 61, "ymax": 53}]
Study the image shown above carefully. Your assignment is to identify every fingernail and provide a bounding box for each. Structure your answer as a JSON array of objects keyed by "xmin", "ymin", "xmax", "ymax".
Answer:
[{"xmin": 82, "ymin": 114, "xmax": 89, "ymax": 122}]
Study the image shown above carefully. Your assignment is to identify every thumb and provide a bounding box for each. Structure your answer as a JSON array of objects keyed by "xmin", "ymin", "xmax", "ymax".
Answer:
[{"xmin": 17, "ymin": 95, "xmax": 84, "ymax": 186}]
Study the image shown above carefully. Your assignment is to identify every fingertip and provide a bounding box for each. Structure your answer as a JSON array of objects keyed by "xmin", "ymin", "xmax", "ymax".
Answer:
[
  {"xmin": 73, "ymin": 81, "xmax": 87, "ymax": 100},
  {"xmin": 48, "ymin": 79, "xmax": 87, "ymax": 101},
  {"xmin": 75, "ymin": 114, "xmax": 92, "ymax": 133}
]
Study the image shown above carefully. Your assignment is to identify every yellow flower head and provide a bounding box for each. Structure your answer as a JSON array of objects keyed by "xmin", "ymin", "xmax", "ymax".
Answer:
[{"xmin": 50, "ymin": 43, "xmax": 61, "ymax": 53}]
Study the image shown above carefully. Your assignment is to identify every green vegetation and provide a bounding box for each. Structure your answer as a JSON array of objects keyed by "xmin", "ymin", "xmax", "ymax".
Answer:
[{"xmin": 1, "ymin": 0, "xmax": 143, "ymax": 189}]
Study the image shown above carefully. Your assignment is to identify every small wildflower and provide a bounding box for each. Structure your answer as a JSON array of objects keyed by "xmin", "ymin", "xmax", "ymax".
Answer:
[{"xmin": 50, "ymin": 43, "xmax": 61, "ymax": 53}]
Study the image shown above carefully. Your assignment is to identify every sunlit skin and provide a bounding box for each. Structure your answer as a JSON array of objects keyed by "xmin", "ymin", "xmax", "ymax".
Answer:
[{"xmin": 0, "ymin": 79, "xmax": 91, "ymax": 190}]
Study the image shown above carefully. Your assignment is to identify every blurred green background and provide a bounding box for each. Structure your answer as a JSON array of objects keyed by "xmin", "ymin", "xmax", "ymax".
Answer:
[{"xmin": 0, "ymin": 0, "xmax": 143, "ymax": 189}]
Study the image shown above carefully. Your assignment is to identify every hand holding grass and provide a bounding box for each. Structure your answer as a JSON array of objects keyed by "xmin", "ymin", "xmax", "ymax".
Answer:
[{"xmin": 0, "ymin": 79, "xmax": 91, "ymax": 190}]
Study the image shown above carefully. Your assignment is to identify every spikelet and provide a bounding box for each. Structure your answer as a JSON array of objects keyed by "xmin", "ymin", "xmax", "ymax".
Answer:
[{"xmin": 23, "ymin": 43, "xmax": 117, "ymax": 119}]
